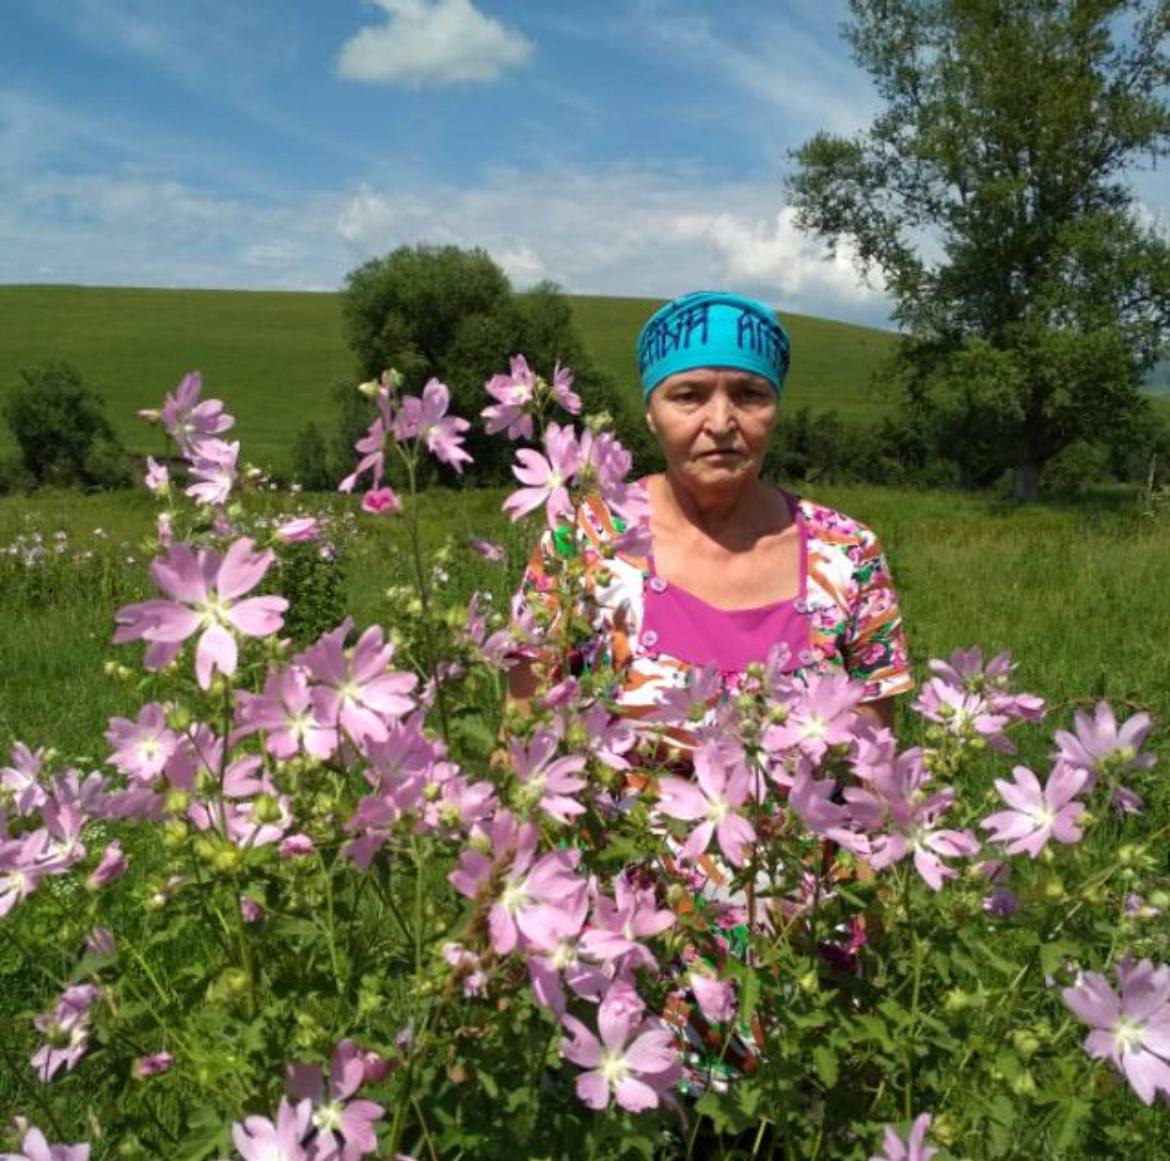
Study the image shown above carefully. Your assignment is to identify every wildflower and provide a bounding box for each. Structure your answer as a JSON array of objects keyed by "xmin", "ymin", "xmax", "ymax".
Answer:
[
  {"xmin": 550, "ymin": 361, "xmax": 582, "ymax": 414},
  {"xmin": 1, "ymin": 833, "xmax": 48, "ymax": 917},
  {"xmin": 509, "ymin": 729, "xmax": 586, "ymax": 823},
  {"xmin": 981, "ymin": 764, "xmax": 1087, "ymax": 857},
  {"xmin": 231, "ymin": 1097, "xmax": 313, "ymax": 1161},
  {"xmin": 273, "ymin": 517, "xmax": 320, "ymax": 544},
  {"xmin": 482, "ymin": 356, "xmax": 537, "ymax": 440},
  {"xmin": 361, "ymin": 487, "xmax": 401, "ymax": 516},
  {"xmin": 160, "ymin": 371, "xmax": 234, "ymax": 456},
  {"xmin": 339, "ymin": 387, "xmax": 393, "ymax": 493},
  {"xmin": 295, "ymin": 620, "xmax": 417, "ymax": 748},
  {"xmin": 105, "ymin": 703, "xmax": 178, "ymax": 783},
  {"xmin": 928, "ymin": 646, "xmax": 1045, "ymax": 720},
  {"xmin": 1, "ymin": 741, "xmax": 47, "ymax": 815},
  {"xmin": 113, "ymin": 538, "xmax": 287, "ymax": 689},
  {"xmin": 655, "ymin": 739, "xmax": 757, "ymax": 867},
  {"xmin": 284, "ymin": 1040, "xmax": 385, "ymax": 1160},
  {"xmin": 502, "ymin": 422, "xmax": 583, "ymax": 528},
  {"xmin": 144, "ymin": 456, "xmax": 169, "ymax": 493},
  {"xmin": 1062, "ymin": 958, "xmax": 1170, "ymax": 1105},
  {"xmin": 869, "ymin": 1113, "xmax": 937, "ymax": 1161},
  {"xmin": 86, "ymin": 842, "xmax": 128, "ymax": 890},
  {"xmin": 279, "ymin": 834, "xmax": 315, "ymax": 860},
  {"xmin": 2, "ymin": 1125, "xmax": 90, "ymax": 1161},
  {"xmin": 560, "ymin": 982, "xmax": 680, "ymax": 1112},
  {"xmin": 132, "ymin": 1052, "xmax": 174, "ymax": 1079},
  {"xmin": 913, "ymin": 678, "xmax": 1014, "ymax": 752},
  {"xmin": 85, "ymin": 927, "xmax": 116, "ymax": 957},
  {"xmin": 235, "ymin": 666, "xmax": 339, "ymax": 761},
  {"xmin": 1053, "ymin": 701, "xmax": 1156, "ymax": 813},
  {"xmin": 762, "ymin": 671, "xmax": 864, "ymax": 764},
  {"xmin": 579, "ymin": 874, "xmax": 675, "ymax": 970},
  {"xmin": 394, "ymin": 379, "xmax": 472, "ymax": 472},
  {"xmin": 184, "ymin": 438, "xmax": 240, "ymax": 507},
  {"xmin": 467, "ymin": 536, "xmax": 505, "ymax": 563},
  {"xmin": 448, "ymin": 810, "xmax": 585, "ymax": 956},
  {"xmin": 240, "ymin": 897, "xmax": 264, "ymax": 923},
  {"xmin": 690, "ymin": 972, "xmax": 737, "ymax": 1025},
  {"xmin": 647, "ymin": 664, "xmax": 722, "ymax": 726},
  {"xmin": 31, "ymin": 984, "xmax": 99, "ymax": 1082}
]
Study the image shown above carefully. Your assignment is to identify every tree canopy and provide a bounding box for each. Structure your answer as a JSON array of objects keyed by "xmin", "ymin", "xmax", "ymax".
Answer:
[
  {"xmin": 790, "ymin": 0, "xmax": 1170, "ymax": 493},
  {"xmin": 340, "ymin": 245, "xmax": 633, "ymax": 481}
]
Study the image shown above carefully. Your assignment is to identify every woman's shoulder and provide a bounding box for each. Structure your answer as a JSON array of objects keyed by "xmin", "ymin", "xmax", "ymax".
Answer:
[{"xmin": 789, "ymin": 491, "xmax": 881, "ymax": 552}]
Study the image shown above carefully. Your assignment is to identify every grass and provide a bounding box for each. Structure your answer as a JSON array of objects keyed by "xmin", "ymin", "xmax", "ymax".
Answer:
[{"xmin": 1, "ymin": 484, "xmax": 1166, "ymax": 765}]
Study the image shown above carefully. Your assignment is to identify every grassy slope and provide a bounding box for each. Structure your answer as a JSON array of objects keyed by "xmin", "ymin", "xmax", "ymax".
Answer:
[{"xmin": 0, "ymin": 286, "xmax": 898, "ymax": 468}]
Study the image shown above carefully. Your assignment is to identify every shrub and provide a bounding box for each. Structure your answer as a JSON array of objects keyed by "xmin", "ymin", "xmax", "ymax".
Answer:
[
  {"xmin": 1041, "ymin": 440, "xmax": 1111, "ymax": 496},
  {"xmin": 2, "ymin": 359, "xmax": 132, "ymax": 489},
  {"xmin": 289, "ymin": 421, "xmax": 335, "ymax": 492}
]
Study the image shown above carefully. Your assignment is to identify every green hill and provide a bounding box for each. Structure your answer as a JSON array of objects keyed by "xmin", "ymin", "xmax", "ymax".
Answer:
[{"xmin": 0, "ymin": 284, "xmax": 900, "ymax": 471}]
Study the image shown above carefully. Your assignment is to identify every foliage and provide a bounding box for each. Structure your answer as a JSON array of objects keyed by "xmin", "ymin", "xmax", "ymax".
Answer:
[
  {"xmin": 2, "ymin": 360, "xmax": 132, "ymax": 490},
  {"xmin": 1, "ymin": 366, "xmax": 1168, "ymax": 1161},
  {"xmin": 340, "ymin": 247, "xmax": 632, "ymax": 481},
  {"xmin": 790, "ymin": 0, "xmax": 1170, "ymax": 495}
]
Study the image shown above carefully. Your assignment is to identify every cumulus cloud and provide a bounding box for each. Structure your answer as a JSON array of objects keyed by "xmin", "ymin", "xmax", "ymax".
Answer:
[{"xmin": 336, "ymin": 0, "xmax": 532, "ymax": 87}]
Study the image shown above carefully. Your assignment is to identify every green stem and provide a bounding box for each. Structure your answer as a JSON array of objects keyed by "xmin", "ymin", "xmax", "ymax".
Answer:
[
  {"xmin": 0, "ymin": 1019, "xmax": 68, "ymax": 1138},
  {"xmin": 317, "ymin": 849, "xmax": 345, "ymax": 993}
]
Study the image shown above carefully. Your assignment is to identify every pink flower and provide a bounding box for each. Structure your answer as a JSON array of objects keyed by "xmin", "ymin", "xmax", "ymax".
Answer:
[
  {"xmin": 444, "ymin": 942, "xmax": 489, "ymax": 998},
  {"xmin": 105, "ymin": 703, "xmax": 177, "ymax": 783},
  {"xmin": 240, "ymin": 896, "xmax": 264, "ymax": 923},
  {"xmin": 395, "ymin": 379, "xmax": 472, "ymax": 473},
  {"xmin": 160, "ymin": 371, "xmax": 233, "ymax": 456},
  {"xmin": 913, "ymin": 678, "xmax": 1014, "ymax": 753},
  {"xmin": 132, "ymin": 1052, "xmax": 174, "ymax": 1079},
  {"xmin": 184, "ymin": 437, "xmax": 239, "ymax": 507},
  {"xmin": 690, "ymin": 972, "xmax": 736, "ymax": 1025},
  {"xmin": 869, "ymin": 1113, "xmax": 937, "ymax": 1161},
  {"xmin": 482, "ymin": 356, "xmax": 537, "ymax": 440},
  {"xmin": 981, "ymin": 764, "xmax": 1087, "ymax": 857},
  {"xmin": 467, "ymin": 536, "xmax": 505, "ymax": 564},
  {"xmin": 2, "ymin": 741, "xmax": 47, "ymax": 815},
  {"xmin": 232, "ymin": 1097, "xmax": 313, "ymax": 1161},
  {"xmin": 578, "ymin": 874, "xmax": 675, "ymax": 970},
  {"xmin": 274, "ymin": 517, "xmax": 320, "ymax": 544},
  {"xmin": 550, "ymin": 361, "xmax": 582, "ymax": 414},
  {"xmin": 509, "ymin": 729, "xmax": 586, "ymax": 823},
  {"xmin": 279, "ymin": 834, "xmax": 315, "ymax": 859},
  {"xmin": 448, "ymin": 810, "xmax": 585, "ymax": 956},
  {"xmin": 144, "ymin": 456, "xmax": 169, "ymax": 493},
  {"xmin": 655, "ymin": 739, "xmax": 757, "ymax": 867},
  {"xmin": 647, "ymin": 664, "xmax": 722, "ymax": 726},
  {"xmin": 285, "ymin": 1040, "xmax": 384, "ymax": 1160},
  {"xmin": 361, "ymin": 487, "xmax": 401, "ymax": 516},
  {"xmin": 86, "ymin": 842, "xmax": 128, "ymax": 890},
  {"xmin": 113, "ymin": 539, "xmax": 287, "ymax": 689},
  {"xmin": 560, "ymin": 982, "xmax": 680, "ymax": 1112},
  {"xmin": 1053, "ymin": 701, "xmax": 1156, "ymax": 812},
  {"xmin": 295, "ymin": 620, "xmax": 417, "ymax": 748},
  {"xmin": 1, "ymin": 836, "xmax": 47, "ymax": 918},
  {"xmin": 502, "ymin": 422, "xmax": 583, "ymax": 528},
  {"xmin": 763, "ymin": 672, "xmax": 864, "ymax": 765},
  {"xmin": 235, "ymin": 666, "xmax": 338, "ymax": 761},
  {"xmin": 339, "ymin": 387, "xmax": 393, "ymax": 493},
  {"xmin": 85, "ymin": 927, "xmax": 116, "ymax": 957},
  {"xmin": 3, "ymin": 1125, "xmax": 90, "ymax": 1161},
  {"xmin": 1062, "ymin": 958, "xmax": 1170, "ymax": 1105},
  {"xmin": 929, "ymin": 646, "xmax": 1045, "ymax": 721},
  {"xmin": 31, "ymin": 984, "xmax": 99, "ymax": 1081}
]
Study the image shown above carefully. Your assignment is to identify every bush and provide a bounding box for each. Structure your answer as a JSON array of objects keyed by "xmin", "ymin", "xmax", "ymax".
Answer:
[
  {"xmin": 2, "ymin": 360, "xmax": 132, "ymax": 489},
  {"xmin": 1041, "ymin": 439, "xmax": 1111, "ymax": 496},
  {"xmin": 289, "ymin": 422, "xmax": 336, "ymax": 492}
]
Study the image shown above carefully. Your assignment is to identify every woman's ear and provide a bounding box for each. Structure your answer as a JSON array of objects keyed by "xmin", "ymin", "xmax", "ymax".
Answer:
[{"xmin": 645, "ymin": 407, "xmax": 658, "ymax": 437}]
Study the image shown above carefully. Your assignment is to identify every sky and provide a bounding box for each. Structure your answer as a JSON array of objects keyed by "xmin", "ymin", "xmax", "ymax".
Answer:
[{"xmin": 2, "ymin": 0, "xmax": 1167, "ymax": 329}]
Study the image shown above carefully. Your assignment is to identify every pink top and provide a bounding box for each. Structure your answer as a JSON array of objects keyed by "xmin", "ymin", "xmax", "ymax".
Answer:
[{"xmin": 639, "ymin": 493, "xmax": 811, "ymax": 676}]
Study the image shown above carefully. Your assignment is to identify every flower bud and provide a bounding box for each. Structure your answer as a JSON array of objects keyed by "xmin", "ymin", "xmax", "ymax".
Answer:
[
  {"xmin": 212, "ymin": 845, "xmax": 243, "ymax": 873},
  {"xmin": 253, "ymin": 794, "xmax": 282, "ymax": 824},
  {"xmin": 1011, "ymin": 1029, "xmax": 1041, "ymax": 1059},
  {"xmin": 1011, "ymin": 1070, "xmax": 1037, "ymax": 1097}
]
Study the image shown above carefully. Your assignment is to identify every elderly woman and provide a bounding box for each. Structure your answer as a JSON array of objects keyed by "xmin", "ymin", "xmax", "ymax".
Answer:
[{"xmin": 509, "ymin": 290, "xmax": 914, "ymax": 726}]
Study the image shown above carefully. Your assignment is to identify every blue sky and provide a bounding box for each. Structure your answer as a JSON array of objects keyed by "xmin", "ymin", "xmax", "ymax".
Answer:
[{"xmin": 2, "ymin": 0, "xmax": 1167, "ymax": 328}]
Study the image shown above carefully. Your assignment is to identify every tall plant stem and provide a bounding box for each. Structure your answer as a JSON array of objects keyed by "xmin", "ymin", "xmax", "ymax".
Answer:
[
  {"xmin": 402, "ymin": 454, "xmax": 451, "ymax": 744},
  {"xmin": 0, "ymin": 1020, "xmax": 68, "ymax": 1138}
]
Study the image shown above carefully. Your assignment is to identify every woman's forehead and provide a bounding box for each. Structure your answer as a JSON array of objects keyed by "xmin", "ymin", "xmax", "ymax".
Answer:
[{"xmin": 657, "ymin": 367, "xmax": 774, "ymax": 389}]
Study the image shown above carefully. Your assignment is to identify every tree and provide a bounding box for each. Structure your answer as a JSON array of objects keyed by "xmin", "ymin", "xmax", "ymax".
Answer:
[
  {"xmin": 790, "ymin": 0, "xmax": 1170, "ymax": 495},
  {"xmin": 2, "ymin": 359, "xmax": 131, "ymax": 489},
  {"xmin": 340, "ymin": 246, "xmax": 631, "ymax": 481}
]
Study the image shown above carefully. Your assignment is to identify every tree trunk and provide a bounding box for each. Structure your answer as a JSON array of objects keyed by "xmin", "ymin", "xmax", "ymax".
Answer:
[{"xmin": 1011, "ymin": 462, "xmax": 1041, "ymax": 501}]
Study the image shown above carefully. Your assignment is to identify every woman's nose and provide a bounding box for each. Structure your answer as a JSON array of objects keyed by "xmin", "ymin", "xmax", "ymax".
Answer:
[{"xmin": 704, "ymin": 394, "xmax": 736, "ymax": 434}]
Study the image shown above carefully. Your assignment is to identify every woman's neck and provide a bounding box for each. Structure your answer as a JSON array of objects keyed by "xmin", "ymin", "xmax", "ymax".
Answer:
[{"xmin": 651, "ymin": 472, "xmax": 777, "ymax": 542}]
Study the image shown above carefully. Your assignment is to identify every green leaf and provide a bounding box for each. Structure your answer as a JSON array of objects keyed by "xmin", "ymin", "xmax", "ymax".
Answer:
[{"xmin": 813, "ymin": 1043, "xmax": 839, "ymax": 1089}]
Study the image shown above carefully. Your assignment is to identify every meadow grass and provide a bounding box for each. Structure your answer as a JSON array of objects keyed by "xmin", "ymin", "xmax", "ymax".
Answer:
[{"xmin": 2, "ymin": 483, "xmax": 1165, "ymax": 767}]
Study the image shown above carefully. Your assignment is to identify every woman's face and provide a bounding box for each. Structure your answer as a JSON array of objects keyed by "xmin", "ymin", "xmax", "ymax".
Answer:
[{"xmin": 646, "ymin": 366, "xmax": 778, "ymax": 494}]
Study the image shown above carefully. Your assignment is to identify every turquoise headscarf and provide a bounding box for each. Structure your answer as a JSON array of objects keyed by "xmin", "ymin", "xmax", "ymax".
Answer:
[{"xmin": 636, "ymin": 291, "xmax": 791, "ymax": 399}]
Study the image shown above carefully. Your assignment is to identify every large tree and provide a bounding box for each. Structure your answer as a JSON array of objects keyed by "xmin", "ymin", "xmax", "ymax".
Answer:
[
  {"xmin": 790, "ymin": 0, "xmax": 1170, "ymax": 494},
  {"xmin": 340, "ymin": 244, "xmax": 631, "ymax": 481}
]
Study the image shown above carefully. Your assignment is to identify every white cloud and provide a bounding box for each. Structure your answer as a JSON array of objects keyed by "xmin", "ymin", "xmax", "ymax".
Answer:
[
  {"xmin": 336, "ymin": 0, "xmax": 532, "ymax": 87},
  {"xmin": 0, "ymin": 158, "xmax": 890, "ymax": 324}
]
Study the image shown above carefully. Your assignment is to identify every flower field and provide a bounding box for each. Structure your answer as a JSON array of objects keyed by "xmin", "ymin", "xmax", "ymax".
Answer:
[{"xmin": 0, "ymin": 365, "xmax": 1168, "ymax": 1159}]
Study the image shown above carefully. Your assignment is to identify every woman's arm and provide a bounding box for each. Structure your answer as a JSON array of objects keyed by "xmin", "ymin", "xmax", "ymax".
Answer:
[{"xmin": 856, "ymin": 695, "xmax": 896, "ymax": 733}]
